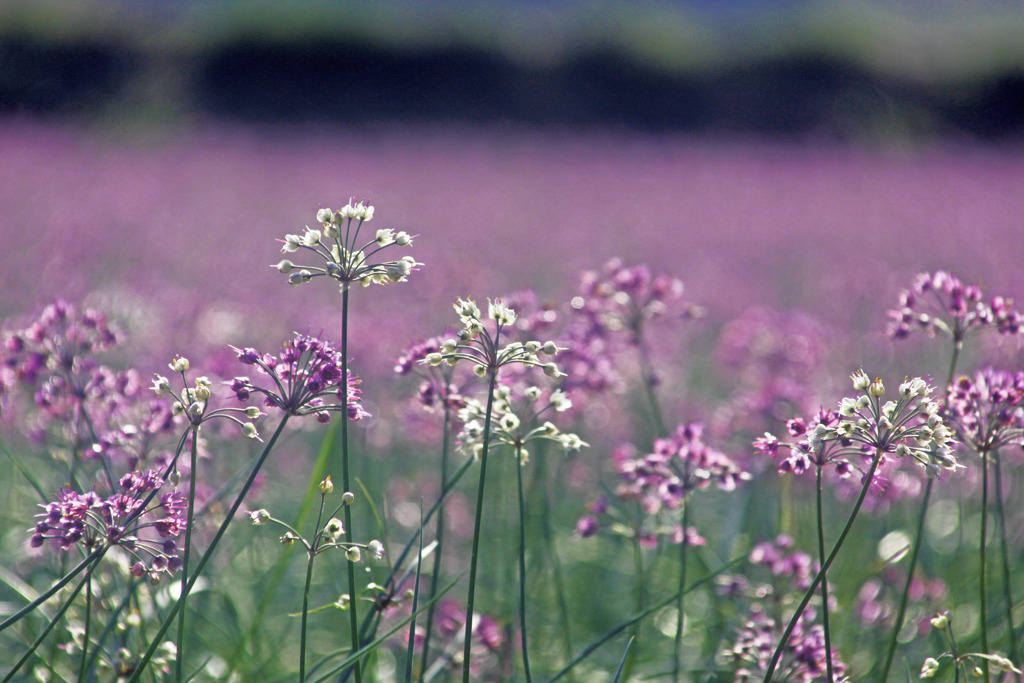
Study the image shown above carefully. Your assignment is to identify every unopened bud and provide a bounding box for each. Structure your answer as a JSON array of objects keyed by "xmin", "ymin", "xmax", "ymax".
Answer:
[{"xmin": 319, "ymin": 476, "xmax": 334, "ymax": 495}]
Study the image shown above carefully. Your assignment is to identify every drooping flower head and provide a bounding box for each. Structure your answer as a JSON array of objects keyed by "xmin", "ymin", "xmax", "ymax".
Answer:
[
  {"xmin": 755, "ymin": 371, "xmax": 959, "ymax": 481},
  {"xmin": 887, "ymin": 271, "xmax": 1022, "ymax": 342},
  {"xmin": 230, "ymin": 333, "xmax": 368, "ymax": 423},
  {"xmin": 30, "ymin": 469, "xmax": 186, "ymax": 581},
  {"xmin": 274, "ymin": 200, "xmax": 421, "ymax": 290},
  {"xmin": 394, "ymin": 332, "xmax": 471, "ymax": 414}
]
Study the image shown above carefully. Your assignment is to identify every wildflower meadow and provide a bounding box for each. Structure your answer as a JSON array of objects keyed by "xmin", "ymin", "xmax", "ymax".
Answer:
[{"xmin": 1, "ymin": 121, "xmax": 1023, "ymax": 682}]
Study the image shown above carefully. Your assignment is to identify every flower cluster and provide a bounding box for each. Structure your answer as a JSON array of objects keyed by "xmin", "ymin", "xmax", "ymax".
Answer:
[
  {"xmin": 394, "ymin": 333, "xmax": 470, "ymax": 414},
  {"xmin": 423, "ymin": 298, "xmax": 565, "ymax": 380},
  {"xmin": 712, "ymin": 307, "xmax": 829, "ymax": 438},
  {"xmin": 274, "ymin": 200, "xmax": 420, "ymax": 290},
  {"xmin": 152, "ymin": 355, "xmax": 263, "ymax": 440},
  {"xmin": 579, "ymin": 424, "xmax": 747, "ymax": 546},
  {"xmin": 229, "ymin": 333, "xmax": 368, "ymax": 423},
  {"xmin": 0, "ymin": 301, "xmax": 177, "ymax": 466},
  {"xmin": 719, "ymin": 536, "xmax": 846, "ymax": 682},
  {"xmin": 455, "ymin": 382, "xmax": 586, "ymax": 461},
  {"xmin": 755, "ymin": 371, "xmax": 958, "ymax": 480},
  {"xmin": 415, "ymin": 599, "xmax": 506, "ymax": 680},
  {"xmin": 31, "ymin": 470, "xmax": 186, "ymax": 581},
  {"xmin": 887, "ymin": 271, "xmax": 1022, "ymax": 341},
  {"xmin": 945, "ymin": 367, "xmax": 1024, "ymax": 455},
  {"xmin": 570, "ymin": 258, "xmax": 700, "ymax": 344}
]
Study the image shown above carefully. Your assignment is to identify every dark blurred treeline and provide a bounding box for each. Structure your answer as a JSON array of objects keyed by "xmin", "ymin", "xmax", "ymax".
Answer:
[{"xmin": 3, "ymin": 0, "xmax": 1024, "ymax": 140}]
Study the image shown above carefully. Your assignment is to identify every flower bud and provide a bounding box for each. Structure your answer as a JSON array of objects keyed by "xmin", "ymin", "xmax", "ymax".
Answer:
[
  {"xmin": 324, "ymin": 518, "xmax": 344, "ymax": 541},
  {"xmin": 250, "ymin": 509, "xmax": 271, "ymax": 526},
  {"xmin": 319, "ymin": 476, "xmax": 334, "ymax": 495},
  {"xmin": 242, "ymin": 422, "xmax": 260, "ymax": 440},
  {"xmin": 920, "ymin": 657, "xmax": 940, "ymax": 678},
  {"xmin": 170, "ymin": 356, "xmax": 190, "ymax": 373},
  {"xmin": 245, "ymin": 406, "xmax": 263, "ymax": 418},
  {"xmin": 869, "ymin": 378, "xmax": 885, "ymax": 397},
  {"xmin": 929, "ymin": 612, "xmax": 949, "ymax": 630},
  {"xmin": 280, "ymin": 531, "xmax": 298, "ymax": 545},
  {"xmin": 274, "ymin": 259, "xmax": 295, "ymax": 273},
  {"xmin": 342, "ymin": 491, "xmax": 355, "ymax": 505},
  {"xmin": 345, "ymin": 546, "xmax": 361, "ymax": 562},
  {"xmin": 316, "ymin": 208, "xmax": 333, "ymax": 223}
]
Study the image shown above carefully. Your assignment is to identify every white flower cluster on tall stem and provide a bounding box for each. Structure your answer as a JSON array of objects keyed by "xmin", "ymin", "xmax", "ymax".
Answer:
[
  {"xmin": 828, "ymin": 370, "xmax": 958, "ymax": 477},
  {"xmin": 456, "ymin": 383, "xmax": 585, "ymax": 460},
  {"xmin": 273, "ymin": 199, "xmax": 421, "ymax": 290},
  {"xmin": 423, "ymin": 298, "xmax": 565, "ymax": 379}
]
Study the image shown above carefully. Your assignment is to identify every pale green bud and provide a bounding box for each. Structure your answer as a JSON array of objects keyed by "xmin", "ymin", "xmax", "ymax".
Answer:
[
  {"xmin": 170, "ymin": 357, "xmax": 190, "ymax": 373},
  {"xmin": 345, "ymin": 546, "xmax": 361, "ymax": 562},
  {"xmin": 245, "ymin": 406, "xmax": 263, "ymax": 418},
  {"xmin": 319, "ymin": 476, "xmax": 334, "ymax": 495},
  {"xmin": 273, "ymin": 259, "xmax": 295, "ymax": 273},
  {"xmin": 342, "ymin": 491, "xmax": 355, "ymax": 505}
]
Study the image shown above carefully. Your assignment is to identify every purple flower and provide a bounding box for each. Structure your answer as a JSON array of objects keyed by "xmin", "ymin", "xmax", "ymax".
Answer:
[
  {"xmin": 887, "ymin": 270, "xmax": 1022, "ymax": 342},
  {"xmin": 230, "ymin": 333, "xmax": 368, "ymax": 422},
  {"xmin": 946, "ymin": 367, "xmax": 1024, "ymax": 455},
  {"xmin": 31, "ymin": 468, "xmax": 186, "ymax": 579}
]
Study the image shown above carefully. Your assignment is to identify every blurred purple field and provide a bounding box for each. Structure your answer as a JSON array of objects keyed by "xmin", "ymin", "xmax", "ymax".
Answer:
[{"xmin": 3, "ymin": 118, "xmax": 1023, "ymax": 377}]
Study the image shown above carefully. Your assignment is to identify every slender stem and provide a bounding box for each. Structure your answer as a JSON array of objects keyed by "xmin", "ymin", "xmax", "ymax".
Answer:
[
  {"xmin": 878, "ymin": 479, "xmax": 933, "ymax": 681},
  {"xmin": 879, "ymin": 337, "xmax": 962, "ymax": 682},
  {"xmin": 175, "ymin": 425, "xmax": 200, "ymax": 682},
  {"xmin": 2, "ymin": 549, "xmax": 105, "ymax": 683},
  {"xmin": 419, "ymin": 400, "xmax": 452, "ymax": 681},
  {"xmin": 0, "ymin": 547, "xmax": 105, "ymax": 633},
  {"xmin": 815, "ymin": 465, "xmax": 835, "ymax": 682},
  {"xmin": 340, "ymin": 286, "xmax": 363, "ymax": 683},
  {"xmin": 301, "ymin": 496, "xmax": 328, "ymax": 682},
  {"xmin": 673, "ymin": 501, "xmax": 690, "ymax": 683},
  {"xmin": 127, "ymin": 415, "xmax": 291, "ymax": 683},
  {"xmin": 636, "ymin": 341, "xmax": 667, "ymax": 439},
  {"xmin": 405, "ymin": 502, "xmax": 425, "ymax": 683},
  {"xmin": 461, "ymin": 368, "xmax": 499, "ymax": 683},
  {"xmin": 516, "ymin": 446, "xmax": 534, "ymax": 682},
  {"xmin": 992, "ymin": 452, "xmax": 1018, "ymax": 663},
  {"xmin": 979, "ymin": 448, "xmax": 991, "ymax": 683},
  {"xmin": 78, "ymin": 569, "xmax": 92, "ymax": 682},
  {"xmin": 762, "ymin": 447, "xmax": 884, "ymax": 682},
  {"xmin": 538, "ymin": 446, "xmax": 574, "ymax": 671}
]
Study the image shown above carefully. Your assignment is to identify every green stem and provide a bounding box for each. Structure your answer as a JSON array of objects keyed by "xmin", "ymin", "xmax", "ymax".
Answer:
[
  {"xmin": 992, "ymin": 452, "xmax": 1017, "ymax": 663},
  {"xmin": 301, "ymin": 496, "xmax": 328, "ymax": 682},
  {"xmin": 673, "ymin": 502, "xmax": 690, "ymax": 683},
  {"xmin": 127, "ymin": 415, "xmax": 291, "ymax": 683},
  {"xmin": 175, "ymin": 425, "xmax": 200, "ymax": 682},
  {"xmin": 78, "ymin": 569, "xmax": 92, "ymax": 682},
  {"xmin": 539, "ymin": 445, "xmax": 574, "ymax": 672},
  {"xmin": 461, "ymin": 368, "xmax": 499, "ymax": 683},
  {"xmin": 762, "ymin": 447, "xmax": 884, "ymax": 682},
  {"xmin": 419, "ymin": 401, "xmax": 452, "ymax": 681},
  {"xmin": 815, "ymin": 465, "xmax": 835, "ymax": 682},
  {"xmin": 405, "ymin": 503, "xmax": 425, "ymax": 683},
  {"xmin": 2, "ymin": 548, "xmax": 105, "ymax": 683},
  {"xmin": 878, "ymin": 478, "xmax": 933, "ymax": 681},
  {"xmin": 516, "ymin": 445, "xmax": 534, "ymax": 683},
  {"xmin": 340, "ymin": 285, "xmax": 363, "ymax": 683},
  {"xmin": 0, "ymin": 547, "xmax": 105, "ymax": 634},
  {"xmin": 980, "ymin": 448, "xmax": 991, "ymax": 683},
  {"xmin": 637, "ymin": 341, "xmax": 666, "ymax": 439}
]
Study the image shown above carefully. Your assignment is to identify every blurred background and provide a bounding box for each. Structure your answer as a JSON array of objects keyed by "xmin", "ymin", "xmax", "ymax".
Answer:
[
  {"xmin": 4, "ymin": 0, "xmax": 1024, "ymax": 138},
  {"xmin": 2, "ymin": 0, "xmax": 1024, "ymax": 374},
  {"xmin": 3, "ymin": 3, "xmax": 1024, "ymax": 680}
]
